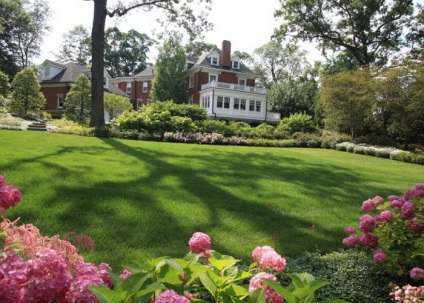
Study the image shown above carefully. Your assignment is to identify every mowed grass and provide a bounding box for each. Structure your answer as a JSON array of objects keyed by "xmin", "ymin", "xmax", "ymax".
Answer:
[{"xmin": 0, "ymin": 130, "xmax": 422, "ymax": 270}]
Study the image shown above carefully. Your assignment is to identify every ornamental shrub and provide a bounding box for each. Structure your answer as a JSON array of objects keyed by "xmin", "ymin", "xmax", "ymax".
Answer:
[
  {"xmin": 274, "ymin": 112, "xmax": 317, "ymax": 139},
  {"xmin": 342, "ymin": 184, "xmax": 424, "ymax": 278}
]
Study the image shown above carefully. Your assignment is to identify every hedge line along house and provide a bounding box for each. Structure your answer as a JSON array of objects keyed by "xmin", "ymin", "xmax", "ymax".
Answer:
[
  {"xmin": 38, "ymin": 60, "xmax": 128, "ymax": 120},
  {"xmin": 110, "ymin": 40, "xmax": 281, "ymax": 125}
]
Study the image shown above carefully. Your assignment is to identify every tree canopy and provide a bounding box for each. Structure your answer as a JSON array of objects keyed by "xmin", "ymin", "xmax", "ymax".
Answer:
[
  {"xmin": 11, "ymin": 67, "xmax": 46, "ymax": 115},
  {"xmin": 274, "ymin": 0, "xmax": 415, "ymax": 66},
  {"xmin": 65, "ymin": 73, "xmax": 92, "ymax": 124},
  {"xmin": 151, "ymin": 36, "xmax": 188, "ymax": 103},
  {"xmin": 55, "ymin": 25, "xmax": 91, "ymax": 66},
  {"xmin": 88, "ymin": 0, "xmax": 212, "ymax": 128}
]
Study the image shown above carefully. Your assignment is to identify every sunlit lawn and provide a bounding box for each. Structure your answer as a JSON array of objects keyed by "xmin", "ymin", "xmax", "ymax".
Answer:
[{"xmin": 0, "ymin": 130, "xmax": 422, "ymax": 270}]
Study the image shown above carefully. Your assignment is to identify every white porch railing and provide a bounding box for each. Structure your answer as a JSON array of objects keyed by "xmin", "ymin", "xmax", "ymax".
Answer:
[
  {"xmin": 266, "ymin": 112, "xmax": 281, "ymax": 121},
  {"xmin": 201, "ymin": 81, "xmax": 267, "ymax": 94}
]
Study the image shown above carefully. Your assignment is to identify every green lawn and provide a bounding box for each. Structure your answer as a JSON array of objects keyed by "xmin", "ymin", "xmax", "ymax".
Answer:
[{"xmin": 0, "ymin": 130, "xmax": 422, "ymax": 271}]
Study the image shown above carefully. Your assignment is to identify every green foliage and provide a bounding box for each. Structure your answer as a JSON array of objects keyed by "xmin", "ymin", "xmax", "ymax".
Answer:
[
  {"xmin": 146, "ymin": 101, "xmax": 208, "ymax": 123},
  {"xmin": 320, "ymin": 131, "xmax": 353, "ymax": 149},
  {"xmin": 319, "ymin": 69, "xmax": 375, "ymax": 138},
  {"xmin": 11, "ymin": 67, "xmax": 46, "ymax": 115},
  {"xmin": 274, "ymin": 0, "xmax": 414, "ymax": 66},
  {"xmin": 151, "ymin": 36, "xmax": 188, "ymax": 103},
  {"xmin": 288, "ymin": 251, "xmax": 401, "ymax": 303},
  {"xmin": 292, "ymin": 132, "xmax": 322, "ymax": 148},
  {"xmin": 104, "ymin": 93, "xmax": 132, "ymax": 121},
  {"xmin": 65, "ymin": 73, "xmax": 91, "ymax": 124},
  {"xmin": 263, "ymin": 272, "xmax": 350, "ymax": 303},
  {"xmin": 55, "ymin": 25, "xmax": 91, "ymax": 66},
  {"xmin": 274, "ymin": 113, "xmax": 317, "ymax": 139},
  {"xmin": 104, "ymin": 27, "xmax": 153, "ymax": 77},
  {"xmin": 200, "ymin": 120, "xmax": 229, "ymax": 136},
  {"xmin": 0, "ymin": 69, "xmax": 10, "ymax": 97}
]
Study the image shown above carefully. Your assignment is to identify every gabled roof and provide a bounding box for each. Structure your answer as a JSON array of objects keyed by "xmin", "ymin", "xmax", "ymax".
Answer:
[
  {"xmin": 134, "ymin": 65, "xmax": 154, "ymax": 77},
  {"xmin": 189, "ymin": 49, "xmax": 253, "ymax": 74},
  {"xmin": 38, "ymin": 61, "xmax": 90, "ymax": 83}
]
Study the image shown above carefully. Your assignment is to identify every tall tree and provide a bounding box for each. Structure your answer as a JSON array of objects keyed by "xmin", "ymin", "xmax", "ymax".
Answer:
[
  {"xmin": 406, "ymin": 5, "xmax": 424, "ymax": 60},
  {"xmin": 55, "ymin": 25, "xmax": 91, "ymax": 66},
  {"xmin": 11, "ymin": 67, "xmax": 46, "ymax": 115},
  {"xmin": 151, "ymin": 36, "xmax": 187, "ymax": 103},
  {"xmin": 185, "ymin": 41, "xmax": 217, "ymax": 57},
  {"xmin": 253, "ymin": 41, "xmax": 308, "ymax": 89},
  {"xmin": 14, "ymin": 0, "xmax": 51, "ymax": 67},
  {"xmin": 274, "ymin": 0, "xmax": 414, "ymax": 66},
  {"xmin": 86, "ymin": 0, "xmax": 212, "ymax": 128},
  {"xmin": 104, "ymin": 27, "xmax": 152, "ymax": 77},
  {"xmin": 319, "ymin": 69, "xmax": 375, "ymax": 138},
  {"xmin": 375, "ymin": 63, "xmax": 424, "ymax": 149},
  {"xmin": 65, "ymin": 73, "xmax": 91, "ymax": 124}
]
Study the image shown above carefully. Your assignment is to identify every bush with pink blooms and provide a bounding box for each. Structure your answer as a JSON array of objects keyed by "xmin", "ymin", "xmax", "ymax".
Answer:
[
  {"xmin": 342, "ymin": 184, "xmax": 424, "ymax": 278},
  {"xmin": 0, "ymin": 176, "xmax": 113, "ymax": 303}
]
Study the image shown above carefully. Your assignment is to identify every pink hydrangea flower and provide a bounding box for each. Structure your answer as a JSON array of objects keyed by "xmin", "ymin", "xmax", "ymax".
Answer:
[
  {"xmin": 373, "ymin": 196, "xmax": 384, "ymax": 206},
  {"xmin": 0, "ymin": 184, "xmax": 22, "ymax": 210},
  {"xmin": 375, "ymin": 210, "xmax": 394, "ymax": 224},
  {"xmin": 342, "ymin": 236, "xmax": 359, "ymax": 248},
  {"xmin": 388, "ymin": 195, "xmax": 399, "ymax": 201},
  {"xmin": 373, "ymin": 249, "xmax": 387, "ymax": 264},
  {"xmin": 344, "ymin": 226, "xmax": 356, "ymax": 234},
  {"xmin": 410, "ymin": 267, "xmax": 424, "ymax": 281},
  {"xmin": 259, "ymin": 250, "xmax": 286, "ymax": 272},
  {"xmin": 119, "ymin": 269, "xmax": 132, "ymax": 280},
  {"xmin": 155, "ymin": 289, "xmax": 190, "ymax": 303},
  {"xmin": 401, "ymin": 201, "xmax": 415, "ymax": 219},
  {"xmin": 359, "ymin": 233, "xmax": 378, "ymax": 248},
  {"xmin": 359, "ymin": 214, "xmax": 376, "ymax": 233},
  {"xmin": 361, "ymin": 199, "xmax": 374, "ymax": 212},
  {"xmin": 409, "ymin": 217, "xmax": 424, "ymax": 233},
  {"xmin": 0, "ymin": 250, "xmax": 27, "ymax": 303},
  {"xmin": 249, "ymin": 273, "xmax": 284, "ymax": 303},
  {"xmin": 390, "ymin": 199, "xmax": 404, "ymax": 208},
  {"xmin": 412, "ymin": 184, "xmax": 424, "ymax": 198},
  {"xmin": 252, "ymin": 246, "xmax": 275, "ymax": 263},
  {"xmin": 188, "ymin": 232, "xmax": 211, "ymax": 253}
]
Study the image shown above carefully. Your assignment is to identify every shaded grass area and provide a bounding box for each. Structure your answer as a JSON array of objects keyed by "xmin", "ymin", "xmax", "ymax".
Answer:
[{"xmin": 0, "ymin": 130, "xmax": 422, "ymax": 271}]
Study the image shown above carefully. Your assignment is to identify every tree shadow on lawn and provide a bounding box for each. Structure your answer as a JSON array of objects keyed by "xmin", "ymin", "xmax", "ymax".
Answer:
[{"xmin": 3, "ymin": 137, "xmax": 402, "ymax": 269}]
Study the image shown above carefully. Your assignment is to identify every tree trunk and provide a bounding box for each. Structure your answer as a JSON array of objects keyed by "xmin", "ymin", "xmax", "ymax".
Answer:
[{"xmin": 89, "ymin": 0, "xmax": 107, "ymax": 128}]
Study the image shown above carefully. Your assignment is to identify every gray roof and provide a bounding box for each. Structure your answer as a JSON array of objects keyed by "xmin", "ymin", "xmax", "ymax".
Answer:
[
  {"xmin": 188, "ymin": 49, "xmax": 254, "ymax": 74},
  {"xmin": 134, "ymin": 65, "xmax": 154, "ymax": 77}
]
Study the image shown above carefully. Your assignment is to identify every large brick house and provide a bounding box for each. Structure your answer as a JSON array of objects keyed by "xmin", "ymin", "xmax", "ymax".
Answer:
[
  {"xmin": 110, "ymin": 41, "xmax": 281, "ymax": 124},
  {"xmin": 38, "ymin": 60, "xmax": 127, "ymax": 117}
]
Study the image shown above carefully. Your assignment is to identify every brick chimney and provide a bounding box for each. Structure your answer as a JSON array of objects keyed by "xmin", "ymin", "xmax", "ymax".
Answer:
[{"xmin": 220, "ymin": 40, "xmax": 231, "ymax": 69}]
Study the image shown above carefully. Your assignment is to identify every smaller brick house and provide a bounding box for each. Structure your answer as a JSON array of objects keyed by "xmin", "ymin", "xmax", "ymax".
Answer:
[{"xmin": 38, "ymin": 60, "xmax": 128, "ymax": 117}]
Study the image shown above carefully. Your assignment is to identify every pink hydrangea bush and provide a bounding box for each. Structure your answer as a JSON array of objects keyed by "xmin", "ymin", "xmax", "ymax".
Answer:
[
  {"xmin": 390, "ymin": 284, "xmax": 424, "ymax": 303},
  {"xmin": 252, "ymin": 245, "xmax": 286, "ymax": 272},
  {"xmin": 188, "ymin": 231, "xmax": 211, "ymax": 253},
  {"xmin": 0, "ymin": 176, "xmax": 113, "ymax": 303},
  {"xmin": 342, "ymin": 184, "xmax": 424, "ymax": 279},
  {"xmin": 154, "ymin": 289, "xmax": 190, "ymax": 303}
]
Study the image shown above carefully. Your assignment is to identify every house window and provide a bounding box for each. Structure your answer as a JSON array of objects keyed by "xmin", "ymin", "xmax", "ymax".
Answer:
[
  {"xmin": 188, "ymin": 95, "xmax": 193, "ymax": 104},
  {"xmin": 211, "ymin": 56, "xmax": 219, "ymax": 66},
  {"xmin": 240, "ymin": 99, "xmax": 246, "ymax": 110},
  {"xmin": 43, "ymin": 66, "xmax": 50, "ymax": 79},
  {"xmin": 249, "ymin": 100, "xmax": 261, "ymax": 112},
  {"xmin": 238, "ymin": 78, "xmax": 246, "ymax": 86},
  {"xmin": 57, "ymin": 94, "xmax": 64, "ymax": 108},
  {"xmin": 232, "ymin": 60, "xmax": 240, "ymax": 69},
  {"xmin": 223, "ymin": 97, "xmax": 230, "ymax": 109},
  {"xmin": 217, "ymin": 96, "xmax": 223, "ymax": 108},
  {"xmin": 201, "ymin": 96, "xmax": 210, "ymax": 108},
  {"xmin": 234, "ymin": 98, "xmax": 240, "ymax": 110},
  {"xmin": 209, "ymin": 74, "xmax": 218, "ymax": 83},
  {"xmin": 189, "ymin": 75, "xmax": 194, "ymax": 88},
  {"xmin": 142, "ymin": 82, "xmax": 148, "ymax": 93},
  {"xmin": 126, "ymin": 82, "xmax": 132, "ymax": 93}
]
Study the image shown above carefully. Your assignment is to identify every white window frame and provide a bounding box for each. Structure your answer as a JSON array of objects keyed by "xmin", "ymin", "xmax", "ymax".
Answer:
[
  {"xmin": 126, "ymin": 82, "xmax": 132, "ymax": 93},
  {"xmin": 211, "ymin": 56, "xmax": 219, "ymax": 66},
  {"xmin": 238, "ymin": 78, "xmax": 246, "ymax": 86},
  {"xmin": 57, "ymin": 94, "xmax": 64, "ymax": 109},
  {"xmin": 232, "ymin": 60, "xmax": 240, "ymax": 69},
  {"xmin": 142, "ymin": 82, "xmax": 148, "ymax": 93},
  {"xmin": 201, "ymin": 96, "xmax": 210, "ymax": 108},
  {"xmin": 217, "ymin": 96, "xmax": 224, "ymax": 108},
  {"xmin": 43, "ymin": 66, "xmax": 50, "ymax": 79},
  {"xmin": 234, "ymin": 98, "xmax": 240, "ymax": 110},
  {"xmin": 209, "ymin": 74, "xmax": 218, "ymax": 83},
  {"xmin": 223, "ymin": 97, "xmax": 230, "ymax": 109}
]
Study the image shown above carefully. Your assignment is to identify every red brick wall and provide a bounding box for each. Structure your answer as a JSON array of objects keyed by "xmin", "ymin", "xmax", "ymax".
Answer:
[
  {"xmin": 41, "ymin": 86, "xmax": 69, "ymax": 111},
  {"xmin": 220, "ymin": 40, "xmax": 231, "ymax": 68},
  {"xmin": 219, "ymin": 72, "xmax": 238, "ymax": 84}
]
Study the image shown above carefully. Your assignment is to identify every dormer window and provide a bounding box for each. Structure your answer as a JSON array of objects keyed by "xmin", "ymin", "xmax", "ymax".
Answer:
[
  {"xmin": 211, "ymin": 56, "xmax": 219, "ymax": 66},
  {"xmin": 43, "ymin": 66, "xmax": 50, "ymax": 79},
  {"xmin": 232, "ymin": 60, "xmax": 240, "ymax": 69}
]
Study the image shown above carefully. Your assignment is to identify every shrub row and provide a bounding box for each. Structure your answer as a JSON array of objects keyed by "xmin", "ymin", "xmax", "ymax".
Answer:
[{"xmin": 335, "ymin": 142, "xmax": 424, "ymax": 165}]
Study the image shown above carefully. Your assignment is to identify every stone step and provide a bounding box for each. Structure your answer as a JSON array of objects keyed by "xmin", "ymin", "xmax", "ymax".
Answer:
[{"xmin": 27, "ymin": 123, "xmax": 47, "ymax": 131}]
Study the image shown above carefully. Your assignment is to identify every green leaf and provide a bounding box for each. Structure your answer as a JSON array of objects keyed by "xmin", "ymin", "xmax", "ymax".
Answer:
[
  {"xmin": 121, "ymin": 272, "xmax": 151, "ymax": 294},
  {"xmin": 208, "ymin": 258, "xmax": 237, "ymax": 271},
  {"xmin": 262, "ymin": 279, "xmax": 297, "ymax": 303},
  {"xmin": 248, "ymin": 288, "xmax": 267, "ymax": 303},
  {"xmin": 164, "ymin": 257, "xmax": 184, "ymax": 272},
  {"xmin": 222, "ymin": 284, "xmax": 250, "ymax": 298},
  {"xmin": 199, "ymin": 271, "xmax": 218, "ymax": 299},
  {"xmin": 286, "ymin": 273, "xmax": 306, "ymax": 288},
  {"xmin": 89, "ymin": 286, "xmax": 123, "ymax": 303}
]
